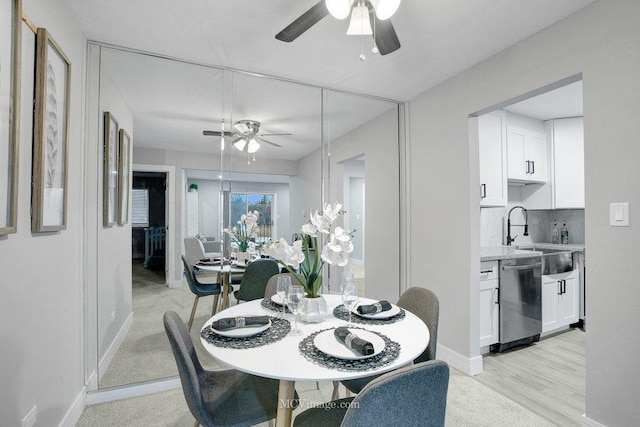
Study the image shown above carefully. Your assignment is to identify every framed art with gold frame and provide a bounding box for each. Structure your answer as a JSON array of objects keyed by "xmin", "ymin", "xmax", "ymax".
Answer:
[
  {"xmin": 32, "ymin": 27, "xmax": 70, "ymax": 232},
  {"xmin": 117, "ymin": 128, "xmax": 130, "ymax": 225},
  {"xmin": 103, "ymin": 111, "xmax": 119, "ymax": 227}
]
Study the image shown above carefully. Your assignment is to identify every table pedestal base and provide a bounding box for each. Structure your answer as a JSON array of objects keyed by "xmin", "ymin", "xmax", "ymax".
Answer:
[{"xmin": 276, "ymin": 379, "xmax": 295, "ymax": 427}]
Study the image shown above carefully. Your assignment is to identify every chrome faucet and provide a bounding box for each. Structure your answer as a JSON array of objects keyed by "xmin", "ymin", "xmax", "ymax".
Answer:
[{"xmin": 506, "ymin": 205, "xmax": 529, "ymax": 246}]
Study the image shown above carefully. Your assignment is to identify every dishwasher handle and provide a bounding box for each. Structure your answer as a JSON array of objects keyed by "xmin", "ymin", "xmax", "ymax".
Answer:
[{"xmin": 502, "ymin": 262, "xmax": 542, "ymax": 271}]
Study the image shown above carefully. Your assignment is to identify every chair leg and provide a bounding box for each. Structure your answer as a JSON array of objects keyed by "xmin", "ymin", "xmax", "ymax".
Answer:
[
  {"xmin": 331, "ymin": 381, "xmax": 340, "ymax": 401},
  {"xmin": 194, "ymin": 419, "xmax": 199, "ymax": 427},
  {"xmin": 212, "ymin": 294, "xmax": 220, "ymax": 316},
  {"xmin": 316, "ymin": 381, "xmax": 320, "ymax": 390},
  {"xmin": 188, "ymin": 296, "xmax": 200, "ymax": 332}
]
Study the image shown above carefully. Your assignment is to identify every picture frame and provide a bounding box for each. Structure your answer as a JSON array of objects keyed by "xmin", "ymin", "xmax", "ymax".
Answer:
[
  {"xmin": 117, "ymin": 128, "xmax": 130, "ymax": 225},
  {"xmin": 103, "ymin": 111, "xmax": 119, "ymax": 227},
  {"xmin": 32, "ymin": 27, "xmax": 70, "ymax": 232},
  {"xmin": 0, "ymin": 0, "xmax": 22, "ymax": 235}
]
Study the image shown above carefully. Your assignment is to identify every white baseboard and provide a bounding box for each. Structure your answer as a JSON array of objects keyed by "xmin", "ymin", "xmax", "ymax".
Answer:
[
  {"xmin": 167, "ymin": 277, "xmax": 182, "ymax": 288},
  {"xmin": 86, "ymin": 377, "xmax": 181, "ymax": 405},
  {"xmin": 58, "ymin": 385, "xmax": 86, "ymax": 427},
  {"xmin": 582, "ymin": 414, "xmax": 607, "ymax": 427},
  {"xmin": 86, "ymin": 370, "xmax": 98, "ymax": 391},
  {"xmin": 98, "ymin": 312, "xmax": 134, "ymax": 381},
  {"xmin": 437, "ymin": 344, "xmax": 483, "ymax": 376}
]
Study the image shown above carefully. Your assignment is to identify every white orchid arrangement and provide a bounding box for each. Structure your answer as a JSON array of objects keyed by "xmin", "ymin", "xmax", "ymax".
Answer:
[
  {"xmin": 264, "ymin": 202, "xmax": 354, "ymax": 298},
  {"xmin": 223, "ymin": 211, "xmax": 260, "ymax": 252}
]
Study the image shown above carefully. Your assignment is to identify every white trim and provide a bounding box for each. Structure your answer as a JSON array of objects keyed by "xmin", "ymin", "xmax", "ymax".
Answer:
[
  {"xmin": 582, "ymin": 414, "xmax": 607, "ymax": 427},
  {"xmin": 437, "ymin": 344, "xmax": 483, "ymax": 376},
  {"xmin": 86, "ymin": 370, "xmax": 98, "ymax": 391},
  {"xmin": 133, "ymin": 163, "xmax": 177, "ymax": 286},
  {"xmin": 86, "ymin": 377, "xmax": 181, "ymax": 405},
  {"xmin": 58, "ymin": 386, "xmax": 86, "ymax": 427},
  {"xmin": 98, "ymin": 312, "xmax": 134, "ymax": 381}
]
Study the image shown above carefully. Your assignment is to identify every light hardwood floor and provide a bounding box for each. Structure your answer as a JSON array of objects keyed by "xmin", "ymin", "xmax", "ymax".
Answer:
[{"xmin": 475, "ymin": 328, "xmax": 585, "ymax": 426}]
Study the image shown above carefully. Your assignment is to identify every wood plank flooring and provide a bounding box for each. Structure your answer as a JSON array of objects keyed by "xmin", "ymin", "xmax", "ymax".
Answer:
[{"xmin": 474, "ymin": 328, "xmax": 585, "ymax": 426}]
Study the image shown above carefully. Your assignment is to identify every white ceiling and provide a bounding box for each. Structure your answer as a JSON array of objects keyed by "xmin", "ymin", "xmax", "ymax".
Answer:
[
  {"xmin": 67, "ymin": 0, "xmax": 596, "ymax": 101},
  {"xmin": 504, "ymin": 81, "xmax": 583, "ymax": 120}
]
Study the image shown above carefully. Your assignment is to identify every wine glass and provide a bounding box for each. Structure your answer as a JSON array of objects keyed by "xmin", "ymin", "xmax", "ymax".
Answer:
[
  {"xmin": 286, "ymin": 285, "xmax": 304, "ymax": 336},
  {"xmin": 276, "ymin": 276, "xmax": 291, "ymax": 318},
  {"xmin": 339, "ymin": 271, "xmax": 355, "ymax": 292},
  {"xmin": 342, "ymin": 282, "xmax": 359, "ymax": 327}
]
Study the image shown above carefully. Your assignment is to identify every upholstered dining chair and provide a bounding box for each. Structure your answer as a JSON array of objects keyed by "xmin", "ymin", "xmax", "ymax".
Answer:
[
  {"xmin": 163, "ymin": 311, "xmax": 295, "ymax": 427},
  {"xmin": 181, "ymin": 255, "xmax": 223, "ymax": 331},
  {"xmin": 336, "ymin": 286, "xmax": 440, "ymax": 397},
  {"xmin": 184, "ymin": 236, "xmax": 220, "ymax": 266},
  {"xmin": 264, "ymin": 272, "xmax": 302, "ymax": 298},
  {"xmin": 294, "ymin": 360, "xmax": 450, "ymax": 427},
  {"xmin": 234, "ymin": 259, "xmax": 279, "ymax": 303}
]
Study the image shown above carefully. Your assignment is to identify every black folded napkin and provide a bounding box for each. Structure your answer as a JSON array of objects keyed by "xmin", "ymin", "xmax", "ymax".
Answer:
[
  {"xmin": 211, "ymin": 316, "xmax": 270, "ymax": 331},
  {"xmin": 356, "ymin": 300, "xmax": 392, "ymax": 315},
  {"xmin": 334, "ymin": 327, "xmax": 375, "ymax": 356},
  {"xmin": 198, "ymin": 258, "xmax": 221, "ymax": 265}
]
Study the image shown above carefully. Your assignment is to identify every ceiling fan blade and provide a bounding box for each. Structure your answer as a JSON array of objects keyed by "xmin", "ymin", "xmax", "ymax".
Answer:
[
  {"xmin": 258, "ymin": 138, "xmax": 282, "ymax": 148},
  {"xmin": 203, "ymin": 130, "xmax": 234, "ymax": 137},
  {"xmin": 276, "ymin": 1, "xmax": 329, "ymax": 42},
  {"xmin": 368, "ymin": 5, "xmax": 401, "ymax": 55},
  {"xmin": 260, "ymin": 133, "xmax": 292, "ymax": 137}
]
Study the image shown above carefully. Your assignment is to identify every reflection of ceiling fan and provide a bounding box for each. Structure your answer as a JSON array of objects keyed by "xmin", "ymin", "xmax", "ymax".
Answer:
[
  {"xmin": 203, "ymin": 120, "xmax": 290, "ymax": 153},
  {"xmin": 275, "ymin": 0, "xmax": 401, "ymax": 57}
]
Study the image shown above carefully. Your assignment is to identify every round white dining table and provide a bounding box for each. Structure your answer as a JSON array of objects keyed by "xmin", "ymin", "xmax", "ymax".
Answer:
[
  {"xmin": 195, "ymin": 264, "xmax": 245, "ymax": 310},
  {"xmin": 200, "ymin": 294, "xmax": 430, "ymax": 427}
]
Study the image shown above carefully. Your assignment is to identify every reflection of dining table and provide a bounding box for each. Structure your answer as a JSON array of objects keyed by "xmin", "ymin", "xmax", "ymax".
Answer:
[
  {"xmin": 195, "ymin": 263, "xmax": 245, "ymax": 310},
  {"xmin": 200, "ymin": 295, "xmax": 430, "ymax": 427}
]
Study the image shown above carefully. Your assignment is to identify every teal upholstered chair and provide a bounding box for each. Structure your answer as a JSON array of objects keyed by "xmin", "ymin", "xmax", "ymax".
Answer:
[
  {"xmin": 294, "ymin": 360, "xmax": 450, "ymax": 427},
  {"xmin": 181, "ymin": 255, "xmax": 223, "ymax": 331},
  {"xmin": 233, "ymin": 259, "xmax": 279, "ymax": 303}
]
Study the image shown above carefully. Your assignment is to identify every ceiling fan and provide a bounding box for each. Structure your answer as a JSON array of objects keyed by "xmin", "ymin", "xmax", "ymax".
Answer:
[
  {"xmin": 203, "ymin": 120, "xmax": 290, "ymax": 154},
  {"xmin": 275, "ymin": 0, "xmax": 402, "ymax": 57}
]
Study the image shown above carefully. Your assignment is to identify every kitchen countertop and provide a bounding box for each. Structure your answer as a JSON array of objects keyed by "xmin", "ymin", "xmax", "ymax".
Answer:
[{"xmin": 481, "ymin": 243, "xmax": 585, "ymax": 262}]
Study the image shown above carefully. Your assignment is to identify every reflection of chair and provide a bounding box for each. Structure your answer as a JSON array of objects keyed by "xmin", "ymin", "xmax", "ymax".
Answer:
[
  {"xmin": 234, "ymin": 259, "xmax": 279, "ymax": 303},
  {"xmin": 181, "ymin": 255, "xmax": 223, "ymax": 331},
  {"xmin": 337, "ymin": 287, "xmax": 440, "ymax": 397},
  {"xmin": 264, "ymin": 272, "xmax": 302, "ymax": 298},
  {"xmin": 163, "ymin": 311, "xmax": 292, "ymax": 427},
  {"xmin": 294, "ymin": 360, "xmax": 450, "ymax": 427},
  {"xmin": 184, "ymin": 236, "xmax": 220, "ymax": 266}
]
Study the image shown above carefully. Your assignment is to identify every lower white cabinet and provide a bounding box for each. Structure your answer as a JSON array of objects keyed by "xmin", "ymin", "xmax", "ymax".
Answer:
[
  {"xmin": 480, "ymin": 262, "xmax": 500, "ymax": 347},
  {"xmin": 541, "ymin": 269, "xmax": 579, "ymax": 333}
]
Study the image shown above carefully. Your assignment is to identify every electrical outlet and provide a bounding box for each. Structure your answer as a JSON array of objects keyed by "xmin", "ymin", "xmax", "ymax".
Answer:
[{"xmin": 22, "ymin": 405, "xmax": 37, "ymax": 427}]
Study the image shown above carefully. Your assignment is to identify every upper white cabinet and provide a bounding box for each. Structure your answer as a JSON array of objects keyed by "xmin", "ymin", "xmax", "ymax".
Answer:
[
  {"xmin": 478, "ymin": 111, "xmax": 508, "ymax": 206},
  {"xmin": 507, "ymin": 126, "xmax": 548, "ymax": 183},
  {"xmin": 548, "ymin": 118, "xmax": 585, "ymax": 208}
]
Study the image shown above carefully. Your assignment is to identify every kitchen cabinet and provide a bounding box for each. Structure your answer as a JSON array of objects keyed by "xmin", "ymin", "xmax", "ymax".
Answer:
[
  {"xmin": 541, "ymin": 269, "xmax": 579, "ymax": 333},
  {"xmin": 548, "ymin": 118, "xmax": 584, "ymax": 208},
  {"xmin": 478, "ymin": 111, "xmax": 507, "ymax": 206},
  {"xmin": 507, "ymin": 126, "xmax": 547, "ymax": 183},
  {"xmin": 479, "ymin": 261, "xmax": 500, "ymax": 347}
]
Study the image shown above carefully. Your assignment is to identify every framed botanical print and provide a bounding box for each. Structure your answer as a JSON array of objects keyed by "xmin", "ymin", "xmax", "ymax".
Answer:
[
  {"xmin": 103, "ymin": 111, "xmax": 119, "ymax": 227},
  {"xmin": 32, "ymin": 27, "xmax": 70, "ymax": 232},
  {"xmin": 118, "ymin": 128, "xmax": 130, "ymax": 225},
  {"xmin": 0, "ymin": 0, "xmax": 22, "ymax": 235}
]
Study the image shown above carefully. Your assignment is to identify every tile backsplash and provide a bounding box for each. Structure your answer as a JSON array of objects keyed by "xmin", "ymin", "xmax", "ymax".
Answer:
[{"xmin": 481, "ymin": 207, "xmax": 585, "ymax": 246}]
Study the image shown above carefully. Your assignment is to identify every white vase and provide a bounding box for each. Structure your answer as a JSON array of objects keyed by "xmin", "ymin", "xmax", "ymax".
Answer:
[{"xmin": 299, "ymin": 295, "xmax": 327, "ymax": 323}]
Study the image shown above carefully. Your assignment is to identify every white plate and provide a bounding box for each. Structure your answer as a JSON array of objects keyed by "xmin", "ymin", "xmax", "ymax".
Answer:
[
  {"xmin": 270, "ymin": 294, "xmax": 286, "ymax": 305},
  {"xmin": 313, "ymin": 329, "xmax": 385, "ymax": 360},
  {"xmin": 211, "ymin": 319, "xmax": 271, "ymax": 338},
  {"xmin": 350, "ymin": 303, "xmax": 401, "ymax": 319}
]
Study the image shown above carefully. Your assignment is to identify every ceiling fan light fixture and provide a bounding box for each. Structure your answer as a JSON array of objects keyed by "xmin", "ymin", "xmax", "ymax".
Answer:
[
  {"xmin": 371, "ymin": 0, "xmax": 401, "ymax": 20},
  {"xmin": 326, "ymin": 0, "xmax": 352, "ymax": 20},
  {"xmin": 233, "ymin": 137, "xmax": 247, "ymax": 152},
  {"xmin": 247, "ymin": 138, "xmax": 261, "ymax": 154},
  {"xmin": 346, "ymin": 3, "xmax": 372, "ymax": 35},
  {"xmin": 234, "ymin": 122, "xmax": 250, "ymax": 134}
]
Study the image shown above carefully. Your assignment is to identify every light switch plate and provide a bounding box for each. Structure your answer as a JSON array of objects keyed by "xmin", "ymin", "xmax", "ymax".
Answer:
[{"xmin": 610, "ymin": 203, "xmax": 630, "ymax": 227}]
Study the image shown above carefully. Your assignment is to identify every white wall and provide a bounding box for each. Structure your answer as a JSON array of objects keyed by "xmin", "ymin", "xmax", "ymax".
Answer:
[
  {"xmin": 408, "ymin": 0, "xmax": 639, "ymax": 424},
  {"xmin": 0, "ymin": 0, "xmax": 87, "ymax": 424}
]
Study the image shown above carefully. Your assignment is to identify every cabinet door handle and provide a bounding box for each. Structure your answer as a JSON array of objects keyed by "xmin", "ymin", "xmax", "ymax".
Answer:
[
  {"xmin": 562, "ymin": 280, "xmax": 566, "ymax": 295},
  {"xmin": 558, "ymin": 281, "xmax": 562, "ymax": 295},
  {"xmin": 495, "ymin": 288, "xmax": 500, "ymax": 305},
  {"xmin": 531, "ymin": 161, "xmax": 535, "ymax": 174},
  {"xmin": 526, "ymin": 160, "xmax": 530, "ymax": 174},
  {"xmin": 480, "ymin": 183, "xmax": 486, "ymax": 199},
  {"xmin": 480, "ymin": 269, "xmax": 493, "ymax": 274}
]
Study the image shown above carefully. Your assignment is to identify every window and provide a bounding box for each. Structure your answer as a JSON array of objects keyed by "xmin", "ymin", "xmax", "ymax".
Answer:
[
  {"xmin": 131, "ymin": 188, "xmax": 149, "ymax": 227},
  {"xmin": 230, "ymin": 193, "xmax": 274, "ymax": 242}
]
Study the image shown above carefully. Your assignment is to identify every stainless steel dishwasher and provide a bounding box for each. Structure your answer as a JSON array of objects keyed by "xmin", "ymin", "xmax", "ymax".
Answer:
[{"xmin": 492, "ymin": 256, "xmax": 542, "ymax": 352}]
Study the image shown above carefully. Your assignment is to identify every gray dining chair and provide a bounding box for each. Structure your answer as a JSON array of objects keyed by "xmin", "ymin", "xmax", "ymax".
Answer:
[
  {"xmin": 234, "ymin": 259, "xmax": 279, "ymax": 303},
  {"xmin": 181, "ymin": 255, "xmax": 223, "ymax": 331},
  {"xmin": 163, "ymin": 311, "xmax": 296, "ymax": 427},
  {"xmin": 336, "ymin": 286, "xmax": 440, "ymax": 397},
  {"xmin": 294, "ymin": 360, "xmax": 450, "ymax": 427}
]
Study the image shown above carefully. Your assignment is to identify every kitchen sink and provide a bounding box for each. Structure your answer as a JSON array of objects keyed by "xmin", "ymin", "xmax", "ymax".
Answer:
[{"xmin": 519, "ymin": 246, "xmax": 575, "ymax": 274}]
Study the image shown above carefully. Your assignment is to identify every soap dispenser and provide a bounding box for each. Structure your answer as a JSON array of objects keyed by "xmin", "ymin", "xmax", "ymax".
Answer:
[
  {"xmin": 560, "ymin": 220, "xmax": 569, "ymax": 245},
  {"xmin": 551, "ymin": 220, "xmax": 559, "ymax": 244}
]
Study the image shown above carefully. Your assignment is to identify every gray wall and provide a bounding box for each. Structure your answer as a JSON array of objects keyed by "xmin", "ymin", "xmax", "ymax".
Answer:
[
  {"xmin": 408, "ymin": 0, "xmax": 639, "ymax": 424},
  {"xmin": 0, "ymin": 0, "xmax": 87, "ymax": 424}
]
